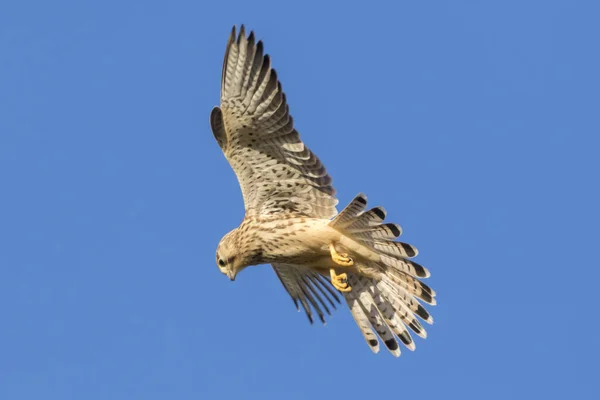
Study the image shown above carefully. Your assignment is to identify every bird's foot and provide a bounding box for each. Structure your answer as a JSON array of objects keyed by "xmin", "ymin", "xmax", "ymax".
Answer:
[
  {"xmin": 330, "ymin": 269, "xmax": 352, "ymax": 292},
  {"xmin": 329, "ymin": 243, "xmax": 354, "ymax": 267}
]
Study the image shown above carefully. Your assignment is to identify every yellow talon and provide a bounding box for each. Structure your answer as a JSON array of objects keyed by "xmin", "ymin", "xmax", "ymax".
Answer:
[
  {"xmin": 328, "ymin": 243, "xmax": 353, "ymax": 292},
  {"xmin": 329, "ymin": 243, "xmax": 354, "ymax": 267},
  {"xmin": 330, "ymin": 269, "xmax": 352, "ymax": 292}
]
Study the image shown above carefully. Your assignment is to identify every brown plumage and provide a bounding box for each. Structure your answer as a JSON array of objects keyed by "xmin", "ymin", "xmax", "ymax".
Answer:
[{"xmin": 210, "ymin": 25, "xmax": 436, "ymax": 356}]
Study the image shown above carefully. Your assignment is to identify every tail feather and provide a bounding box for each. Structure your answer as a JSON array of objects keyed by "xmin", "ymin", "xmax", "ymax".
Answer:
[
  {"xmin": 382, "ymin": 281, "xmax": 428, "ymax": 337},
  {"xmin": 369, "ymin": 241, "xmax": 418, "ymax": 259},
  {"xmin": 380, "ymin": 278, "xmax": 433, "ymax": 324},
  {"xmin": 349, "ymin": 223, "xmax": 403, "ymax": 240},
  {"xmin": 330, "ymin": 193, "xmax": 436, "ymax": 354},
  {"xmin": 344, "ymin": 288, "xmax": 380, "ymax": 354},
  {"xmin": 349, "ymin": 275, "xmax": 400, "ymax": 357},
  {"xmin": 330, "ymin": 193, "xmax": 368, "ymax": 228},
  {"xmin": 379, "ymin": 254, "xmax": 430, "ymax": 278},
  {"xmin": 346, "ymin": 206, "xmax": 387, "ymax": 229},
  {"xmin": 387, "ymin": 269, "xmax": 436, "ymax": 301},
  {"xmin": 373, "ymin": 281, "xmax": 415, "ymax": 350}
]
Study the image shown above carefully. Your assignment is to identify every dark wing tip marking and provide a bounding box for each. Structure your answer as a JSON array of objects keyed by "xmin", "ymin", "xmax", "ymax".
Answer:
[
  {"xmin": 222, "ymin": 27, "xmax": 237, "ymax": 89},
  {"xmin": 238, "ymin": 25, "xmax": 246, "ymax": 42},
  {"xmin": 270, "ymin": 68, "xmax": 278, "ymax": 83},
  {"xmin": 291, "ymin": 297, "xmax": 300, "ymax": 311},
  {"xmin": 368, "ymin": 339, "xmax": 379, "ymax": 347}
]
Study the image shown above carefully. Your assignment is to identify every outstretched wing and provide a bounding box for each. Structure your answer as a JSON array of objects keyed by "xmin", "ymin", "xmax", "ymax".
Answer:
[
  {"xmin": 210, "ymin": 25, "xmax": 338, "ymax": 219},
  {"xmin": 271, "ymin": 263, "xmax": 340, "ymax": 324}
]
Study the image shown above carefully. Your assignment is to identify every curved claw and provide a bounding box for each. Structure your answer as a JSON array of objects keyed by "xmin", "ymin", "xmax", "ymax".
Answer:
[
  {"xmin": 330, "ymin": 269, "xmax": 352, "ymax": 292},
  {"xmin": 329, "ymin": 243, "xmax": 354, "ymax": 267}
]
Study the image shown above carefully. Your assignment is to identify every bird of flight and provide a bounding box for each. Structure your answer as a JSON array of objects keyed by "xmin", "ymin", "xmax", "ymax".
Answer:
[{"xmin": 210, "ymin": 25, "xmax": 436, "ymax": 356}]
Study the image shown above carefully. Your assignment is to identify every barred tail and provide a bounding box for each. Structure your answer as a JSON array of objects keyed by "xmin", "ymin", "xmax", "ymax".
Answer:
[{"xmin": 332, "ymin": 193, "xmax": 436, "ymax": 356}]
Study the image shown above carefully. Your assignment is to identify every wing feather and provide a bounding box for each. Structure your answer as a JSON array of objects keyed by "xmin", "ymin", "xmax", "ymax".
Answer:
[
  {"xmin": 272, "ymin": 263, "xmax": 341, "ymax": 325},
  {"xmin": 212, "ymin": 25, "xmax": 338, "ymax": 218}
]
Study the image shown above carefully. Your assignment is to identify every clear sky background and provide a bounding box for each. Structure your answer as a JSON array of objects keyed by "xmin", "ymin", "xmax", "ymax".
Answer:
[{"xmin": 1, "ymin": 1, "xmax": 598, "ymax": 399}]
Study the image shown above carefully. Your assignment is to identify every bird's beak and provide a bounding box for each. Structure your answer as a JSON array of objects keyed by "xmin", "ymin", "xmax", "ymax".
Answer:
[{"xmin": 227, "ymin": 270, "xmax": 236, "ymax": 281}]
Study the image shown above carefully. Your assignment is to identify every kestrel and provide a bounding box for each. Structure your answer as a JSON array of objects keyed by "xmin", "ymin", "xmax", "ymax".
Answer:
[{"xmin": 210, "ymin": 25, "xmax": 436, "ymax": 356}]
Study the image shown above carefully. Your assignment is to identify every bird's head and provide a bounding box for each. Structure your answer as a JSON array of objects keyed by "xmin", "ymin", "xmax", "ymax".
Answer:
[{"xmin": 216, "ymin": 228, "xmax": 249, "ymax": 281}]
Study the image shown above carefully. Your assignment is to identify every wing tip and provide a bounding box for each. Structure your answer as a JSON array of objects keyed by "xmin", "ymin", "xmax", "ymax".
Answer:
[{"xmin": 230, "ymin": 24, "xmax": 256, "ymax": 46}]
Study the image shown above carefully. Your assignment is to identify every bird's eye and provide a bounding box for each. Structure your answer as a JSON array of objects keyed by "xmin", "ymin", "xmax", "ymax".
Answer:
[{"xmin": 218, "ymin": 258, "xmax": 226, "ymax": 267}]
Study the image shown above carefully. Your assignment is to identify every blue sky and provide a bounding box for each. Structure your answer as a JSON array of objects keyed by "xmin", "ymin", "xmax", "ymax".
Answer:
[{"xmin": 1, "ymin": 0, "xmax": 598, "ymax": 399}]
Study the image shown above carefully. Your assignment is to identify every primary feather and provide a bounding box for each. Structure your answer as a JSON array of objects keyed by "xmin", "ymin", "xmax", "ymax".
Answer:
[{"xmin": 211, "ymin": 25, "xmax": 338, "ymax": 219}]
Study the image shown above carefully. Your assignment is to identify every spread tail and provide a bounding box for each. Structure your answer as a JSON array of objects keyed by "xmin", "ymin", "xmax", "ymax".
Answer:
[{"xmin": 330, "ymin": 193, "xmax": 436, "ymax": 356}]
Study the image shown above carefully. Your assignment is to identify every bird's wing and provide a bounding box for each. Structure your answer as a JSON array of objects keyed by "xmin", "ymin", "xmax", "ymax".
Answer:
[
  {"xmin": 271, "ymin": 263, "xmax": 341, "ymax": 324},
  {"xmin": 210, "ymin": 25, "xmax": 338, "ymax": 219}
]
